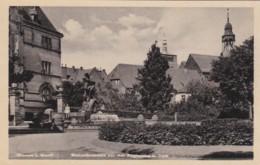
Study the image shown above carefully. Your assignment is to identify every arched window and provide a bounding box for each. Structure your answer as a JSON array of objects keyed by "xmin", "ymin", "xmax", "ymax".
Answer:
[
  {"xmin": 41, "ymin": 87, "xmax": 51, "ymax": 102},
  {"xmin": 39, "ymin": 82, "xmax": 55, "ymax": 102}
]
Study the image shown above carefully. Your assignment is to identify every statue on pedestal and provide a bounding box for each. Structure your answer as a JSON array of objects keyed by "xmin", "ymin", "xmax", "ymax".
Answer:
[
  {"xmin": 83, "ymin": 73, "xmax": 96, "ymax": 102},
  {"xmin": 82, "ymin": 73, "xmax": 97, "ymax": 112}
]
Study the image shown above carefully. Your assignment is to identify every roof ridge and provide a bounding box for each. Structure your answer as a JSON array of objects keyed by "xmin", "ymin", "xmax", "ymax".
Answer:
[
  {"xmin": 190, "ymin": 53, "xmax": 219, "ymax": 57},
  {"xmin": 118, "ymin": 63, "xmax": 143, "ymax": 67}
]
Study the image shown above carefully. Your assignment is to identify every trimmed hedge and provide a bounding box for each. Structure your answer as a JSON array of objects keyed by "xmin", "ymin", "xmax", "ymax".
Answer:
[{"xmin": 99, "ymin": 119, "xmax": 253, "ymax": 145}]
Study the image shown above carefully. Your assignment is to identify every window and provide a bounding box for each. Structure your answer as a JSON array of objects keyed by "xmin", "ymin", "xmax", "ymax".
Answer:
[
  {"xmin": 163, "ymin": 55, "xmax": 174, "ymax": 62},
  {"xmin": 41, "ymin": 87, "xmax": 51, "ymax": 102},
  {"xmin": 42, "ymin": 61, "xmax": 51, "ymax": 74},
  {"xmin": 181, "ymin": 95, "xmax": 186, "ymax": 102},
  {"xmin": 41, "ymin": 36, "xmax": 52, "ymax": 49},
  {"xmin": 114, "ymin": 80, "xmax": 119, "ymax": 85}
]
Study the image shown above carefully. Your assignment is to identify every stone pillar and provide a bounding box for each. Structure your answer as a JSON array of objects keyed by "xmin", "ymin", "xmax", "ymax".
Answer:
[
  {"xmin": 249, "ymin": 102, "xmax": 253, "ymax": 119},
  {"xmin": 9, "ymin": 83, "xmax": 20, "ymax": 126},
  {"xmin": 56, "ymin": 85, "xmax": 63, "ymax": 113},
  {"xmin": 174, "ymin": 112, "xmax": 178, "ymax": 122}
]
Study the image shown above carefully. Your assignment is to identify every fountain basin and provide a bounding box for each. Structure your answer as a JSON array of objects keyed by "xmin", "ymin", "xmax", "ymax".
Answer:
[{"xmin": 90, "ymin": 111, "xmax": 120, "ymax": 124}]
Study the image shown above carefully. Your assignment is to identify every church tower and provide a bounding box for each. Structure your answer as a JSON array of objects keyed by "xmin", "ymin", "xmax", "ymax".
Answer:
[
  {"xmin": 160, "ymin": 33, "xmax": 178, "ymax": 69},
  {"xmin": 161, "ymin": 33, "xmax": 168, "ymax": 54},
  {"xmin": 221, "ymin": 9, "xmax": 235, "ymax": 57}
]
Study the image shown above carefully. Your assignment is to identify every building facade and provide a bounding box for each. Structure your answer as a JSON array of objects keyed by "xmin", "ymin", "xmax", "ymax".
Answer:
[{"xmin": 9, "ymin": 7, "xmax": 63, "ymax": 120}]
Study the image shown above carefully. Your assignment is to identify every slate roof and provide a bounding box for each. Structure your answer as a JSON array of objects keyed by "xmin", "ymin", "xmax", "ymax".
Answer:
[
  {"xmin": 62, "ymin": 67, "xmax": 93, "ymax": 82},
  {"xmin": 186, "ymin": 54, "xmax": 219, "ymax": 73},
  {"xmin": 108, "ymin": 64, "xmax": 208, "ymax": 93},
  {"xmin": 20, "ymin": 7, "xmax": 61, "ymax": 34},
  {"xmin": 166, "ymin": 69, "xmax": 202, "ymax": 93},
  {"xmin": 108, "ymin": 64, "xmax": 143, "ymax": 88}
]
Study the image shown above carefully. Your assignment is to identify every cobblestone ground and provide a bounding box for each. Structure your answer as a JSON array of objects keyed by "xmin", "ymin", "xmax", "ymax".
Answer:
[{"xmin": 9, "ymin": 130, "xmax": 253, "ymax": 160}]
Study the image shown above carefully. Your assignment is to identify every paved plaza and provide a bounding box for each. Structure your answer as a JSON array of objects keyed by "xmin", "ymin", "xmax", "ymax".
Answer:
[{"xmin": 9, "ymin": 130, "xmax": 253, "ymax": 160}]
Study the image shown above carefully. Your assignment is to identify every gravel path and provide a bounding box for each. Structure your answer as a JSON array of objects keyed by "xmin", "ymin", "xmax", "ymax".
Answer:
[{"xmin": 9, "ymin": 131, "xmax": 253, "ymax": 160}]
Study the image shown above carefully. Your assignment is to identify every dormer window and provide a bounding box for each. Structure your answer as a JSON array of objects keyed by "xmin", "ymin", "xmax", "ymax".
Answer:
[{"xmin": 114, "ymin": 80, "xmax": 119, "ymax": 85}]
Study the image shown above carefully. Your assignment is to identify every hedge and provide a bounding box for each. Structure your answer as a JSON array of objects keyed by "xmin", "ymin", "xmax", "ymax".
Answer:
[{"xmin": 99, "ymin": 119, "xmax": 253, "ymax": 145}]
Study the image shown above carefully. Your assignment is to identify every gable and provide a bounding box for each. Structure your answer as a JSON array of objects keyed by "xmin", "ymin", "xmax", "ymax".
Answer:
[
  {"xmin": 20, "ymin": 7, "xmax": 62, "ymax": 36},
  {"xmin": 184, "ymin": 54, "xmax": 219, "ymax": 73},
  {"xmin": 108, "ymin": 64, "xmax": 143, "ymax": 89},
  {"xmin": 167, "ymin": 69, "xmax": 202, "ymax": 93}
]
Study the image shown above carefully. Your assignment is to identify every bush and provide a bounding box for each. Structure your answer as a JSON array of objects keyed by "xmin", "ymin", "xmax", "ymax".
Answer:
[
  {"xmin": 177, "ymin": 114, "xmax": 208, "ymax": 121},
  {"xmin": 99, "ymin": 119, "xmax": 253, "ymax": 146}
]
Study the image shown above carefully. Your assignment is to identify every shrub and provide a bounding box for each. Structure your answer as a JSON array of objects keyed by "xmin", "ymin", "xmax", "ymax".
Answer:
[{"xmin": 99, "ymin": 119, "xmax": 253, "ymax": 146}]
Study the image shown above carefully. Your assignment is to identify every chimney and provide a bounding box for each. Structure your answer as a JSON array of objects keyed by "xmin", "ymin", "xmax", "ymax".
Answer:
[
  {"xmin": 80, "ymin": 67, "xmax": 83, "ymax": 70},
  {"xmin": 72, "ymin": 66, "xmax": 75, "ymax": 69},
  {"xmin": 65, "ymin": 64, "xmax": 67, "ymax": 68}
]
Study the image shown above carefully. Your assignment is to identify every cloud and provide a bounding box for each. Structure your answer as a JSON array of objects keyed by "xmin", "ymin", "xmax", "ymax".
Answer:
[
  {"xmin": 60, "ymin": 17, "xmax": 158, "ymax": 72},
  {"xmin": 59, "ymin": 8, "xmax": 253, "ymax": 73},
  {"xmin": 90, "ymin": 14, "xmax": 102, "ymax": 24},
  {"xmin": 90, "ymin": 14, "xmax": 111, "ymax": 24},
  {"xmin": 62, "ymin": 19, "xmax": 88, "ymax": 40},
  {"xmin": 118, "ymin": 13, "xmax": 156, "ymax": 28}
]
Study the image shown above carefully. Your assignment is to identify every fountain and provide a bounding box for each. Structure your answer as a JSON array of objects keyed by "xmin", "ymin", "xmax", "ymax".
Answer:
[
  {"xmin": 90, "ymin": 111, "xmax": 120, "ymax": 124},
  {"xmin": 80, "ymin": 73, "xmax": 120, "ymax": 124}
]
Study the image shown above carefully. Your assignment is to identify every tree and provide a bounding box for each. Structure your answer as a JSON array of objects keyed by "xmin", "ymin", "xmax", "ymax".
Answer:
[
  {"xmin": 185, "ymin": 80, "xmax": 219, "ymax": 117},
  {"xmin": 186, "ymin": 80, "xmax": 218, "ymax": 107},
  {"xmin": 9, "ymin": 55, "xmax": 34, "ymax": 86},
  {"xmin": 97, "ymin": 83, "xmax": 143, "ymax": 112},
  {"xmin": 210, "ymin": 36, "xmax": 253, "ymax": 119},
  {"xmin": 62, "ymin": 80, "xmax": 84, "ymax": 107},
  {"xmin": 137, "ymin": 41, "xmax": 174, "ymax": 113}
]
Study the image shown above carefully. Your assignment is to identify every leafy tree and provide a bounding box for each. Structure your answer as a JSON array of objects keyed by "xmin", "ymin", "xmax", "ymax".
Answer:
[
  {"xmin": 9, "ymin": 55, "xmax": 34, "ymax": 86},
  {"xmin": 137, "ymin": 41, "xmax": 174, "ymax": 113},
  {"xmin": 210, "ymin": 36, "xmax": 253, "ymax": 118},
  {"xmin": 171, "ymin": 80, "xmax": 219, "ymax": 118},
  {"xmin": 186, "ymin": 80, "xmax": 218, "ymax": 107},
  {"xmin": 62, "ymin": 80, "xmax": 84, "ymax": 107},
  {"xmin": 98, "ymin": 83, "xmax": 143, "ymax": 112}
]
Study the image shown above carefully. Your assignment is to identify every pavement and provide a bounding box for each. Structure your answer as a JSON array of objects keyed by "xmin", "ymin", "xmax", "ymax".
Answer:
[{"xmin": 9, "ymin": 130, "xmax": 253, "ymax": 160}]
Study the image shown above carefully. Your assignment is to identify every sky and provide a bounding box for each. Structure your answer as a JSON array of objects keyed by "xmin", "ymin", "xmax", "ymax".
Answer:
[{"xmin": 42, "ymin": 7, "xmax": 253, "ymax": 73}]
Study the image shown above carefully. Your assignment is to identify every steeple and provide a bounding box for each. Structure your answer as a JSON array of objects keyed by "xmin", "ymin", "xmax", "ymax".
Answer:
[
  {"xmin": 227, "ymin": 8, "xmax": 229, "ymax": 23},
  {"xmin": 221, "ymin": 8, "xmax": 235, "ymax": 57}
]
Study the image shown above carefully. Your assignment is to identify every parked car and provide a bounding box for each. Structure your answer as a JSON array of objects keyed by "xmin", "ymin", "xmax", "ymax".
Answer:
[{"xmin": 29, "ymin": 112, "xmax": 71, "ymax": 133}]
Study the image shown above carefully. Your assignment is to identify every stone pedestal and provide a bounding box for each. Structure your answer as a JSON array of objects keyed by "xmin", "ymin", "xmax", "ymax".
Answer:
[
  {"xmin": 82, "ymin": 99, "xmax": 96, "ymax": 112},
  {"xmin": 57, "ymin": 94, "xmax": 63, "ymax": 113},
  {"xmin": 9, "ymin": 88, "xmax": 20, "ymax": 126}
]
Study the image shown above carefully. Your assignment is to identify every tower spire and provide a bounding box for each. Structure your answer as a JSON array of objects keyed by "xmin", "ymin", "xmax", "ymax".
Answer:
[
  {"xmin": 221, "ymin": 8, "xmax": 235, "ymax": 57},
  {"xmin": 227, "ymin": 8, "xmax": 229, "ymax": 23}
]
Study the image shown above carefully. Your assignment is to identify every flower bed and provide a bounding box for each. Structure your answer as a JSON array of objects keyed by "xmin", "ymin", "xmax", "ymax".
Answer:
[{"xmin": 98, "ymin": 119, "xmax": 253, "ymax": 145}]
